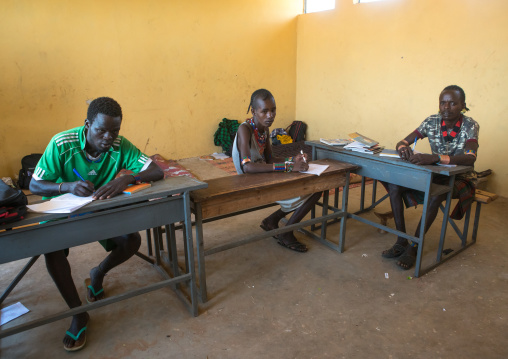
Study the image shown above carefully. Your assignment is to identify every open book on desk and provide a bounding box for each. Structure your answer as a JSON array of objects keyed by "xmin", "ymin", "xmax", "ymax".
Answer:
[
  {"xmin": 27, "ymin": 193, "xmax": 94, "ymax": 214},
  {"xmin": 301, "ymin": 163, "xmax": 329, "ymax": 176}
]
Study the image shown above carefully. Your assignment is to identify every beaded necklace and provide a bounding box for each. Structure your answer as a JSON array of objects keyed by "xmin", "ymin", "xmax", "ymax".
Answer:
[
  {"xmin": 247, "ymin": 118, "xmax": 267, "ymax": 154},
  {"xmin": 441, "ymin": 114, "xmax": 463, "ymax": 142}
]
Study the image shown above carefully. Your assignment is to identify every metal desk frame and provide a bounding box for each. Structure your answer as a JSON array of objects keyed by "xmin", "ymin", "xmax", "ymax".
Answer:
[
  {"xmin": 0, "ymin": 176, "xmax": 207, "ymax": 339},
  {"xmin": 307, "ymin": 141, "xmax": 474, "ymax": 277}
]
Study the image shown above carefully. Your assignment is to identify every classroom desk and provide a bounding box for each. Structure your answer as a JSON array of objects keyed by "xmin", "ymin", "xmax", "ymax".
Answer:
[
  {"xmin": 190, "ymin": 159, "xmax": 359, "ymax": 302},
  {"xmin": 0, "ymin": 176, "xmax": 207, "ymax": 339},
  {"xmin": 306, "ymin": 140, "xmax": 473, "ymax": 277}
]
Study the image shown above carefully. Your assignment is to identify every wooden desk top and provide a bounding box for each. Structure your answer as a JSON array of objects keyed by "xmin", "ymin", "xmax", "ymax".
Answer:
[{"xmin": 190, "ymin": 159, "xmax": 358, "ymax": 219}]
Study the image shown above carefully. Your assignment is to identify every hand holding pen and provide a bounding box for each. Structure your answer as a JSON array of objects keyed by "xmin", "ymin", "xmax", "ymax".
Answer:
[
  {"xmin": 300, "ymin": 150, "xmax": 307, "ymax": 163},
  {"xmin": 292, "ymin": 150, "xmax": 309, "ymax": 172},
  {"xmin": 70, "ymin": 168, "xmax": 95, "ymax": 196}
]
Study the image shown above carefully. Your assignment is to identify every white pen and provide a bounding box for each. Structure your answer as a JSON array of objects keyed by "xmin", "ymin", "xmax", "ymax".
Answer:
[{"xmin": 301, "ymin": 150, "xmax": 307, "ymax": 163}]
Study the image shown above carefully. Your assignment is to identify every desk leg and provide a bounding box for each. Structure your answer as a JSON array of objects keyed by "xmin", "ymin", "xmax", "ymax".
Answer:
[
  {"xmin": 183, "ymin": 192, "xmax": 198, "ymax": 316},
  {"xmin": 436, "ymin": 175, "xmax": 455, "ymax": 262},
  {"xmin": 194, "ymin": 202, "xmax": 208, "ymax": 303},
  {"xmin": 472, "ymin": 202, "xmax": 481, "ymax": 243},
  {"xmin": 320, "ymin": 190, "xmax": 329, "ymax": 241},
  {"xmin": 338, "ymin": 172, "xmax": 351, "ymax": 253},
  {"xmin": 146, "ymin": 229, "xmax": 153, "ymax": 256},
  {"xmin": 360, "ymin": 176, "xmax": 366, "ymax": 212},
  {"xmin": 371, "ymin": 180, "xmax": 378, "ymax": 208},
  {"xmin": 414, "ymin": 174, "xmax": 433, "ymax": 277},
  {"xmin": 167, "ymin": 223, "xmax": 181, "ymax": 277},
  {"xmin": 153, "ymin": 227, "xmax": 162, "ymax": 266},
  {"xmin": 460, "ymin": 206, "xmax": 471, "ymax": 247},
  {"xmin": 182, "ymin": 223, "xmax": 190, "ymax": 272}
]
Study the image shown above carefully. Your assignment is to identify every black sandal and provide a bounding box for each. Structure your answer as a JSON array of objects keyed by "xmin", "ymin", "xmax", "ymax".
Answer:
[
  {"xmin": 381, "ymin": 243, "xmax": 407, "ymax": 258},
  {"xmin": 396, "ymin": 251, "xmax": 416, "ymax": 270},
  {"xmin": 277, "ymin": 234, "xmax": 308, "ymax": 253}
]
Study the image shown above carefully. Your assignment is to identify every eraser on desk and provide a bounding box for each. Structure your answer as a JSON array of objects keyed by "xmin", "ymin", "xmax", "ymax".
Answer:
[{"xmin": 123, "ymin": 182, "xmax": 151, "ymax": 195}]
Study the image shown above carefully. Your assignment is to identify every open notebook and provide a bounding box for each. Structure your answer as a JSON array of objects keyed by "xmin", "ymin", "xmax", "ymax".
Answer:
[
  {"xmin": 301, "ymin": 164, "xmax": 329, "ymax": 176},
  {"xmin": 27, "ymin": 193, "xmax": 94, "ymax": 214}
]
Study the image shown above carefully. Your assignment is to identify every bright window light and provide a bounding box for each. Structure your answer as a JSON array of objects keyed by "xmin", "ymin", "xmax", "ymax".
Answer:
[
  {"xmin": 353, "ymin": 0, "xmax": 385, "ymax": 4},
  {"xmin": 305, "ymin": 0, "xmax": 335, "ymax": 14}
]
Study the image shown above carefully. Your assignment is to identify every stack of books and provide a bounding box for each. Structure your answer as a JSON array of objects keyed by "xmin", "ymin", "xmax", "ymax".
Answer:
[
  {"xmin": 343, "ymin": 132, "xmax": 384, "ymax": 154},
  {"xmin": 319, "ymin": 138, "xmax": 352, "ymax": 146}
]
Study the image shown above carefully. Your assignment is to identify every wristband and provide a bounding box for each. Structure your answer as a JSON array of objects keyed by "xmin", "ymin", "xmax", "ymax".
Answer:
[
  {"xmin": 401, "ymin": 139, "xmax": 409, "ymax": 146},
  {"xmin": 465, "ymin": 149, "xmax": 477, "ymax": 157},
  {"xmin": 241, "ymin": 156, "xmax": 251, "ymax": 166},
  {"xmin": 284, "ymin": 156, "xmax": 294, "ymax": 162},
  {"xmin": 58, "ymin": 182, "xmax": 63, "ymax": 194},
  {"xmin": 285, "ymin": 161, "xmax": 294, "ymax": 172},
  {"xmin": 273, "ymin": 162, "xmax": 285, "ymax": 172}
]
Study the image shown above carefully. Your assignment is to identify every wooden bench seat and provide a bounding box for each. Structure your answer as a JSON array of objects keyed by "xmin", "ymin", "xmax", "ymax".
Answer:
[{"xmin": 474, "ymin": 189, "xmax": 498, "ymax": 204}]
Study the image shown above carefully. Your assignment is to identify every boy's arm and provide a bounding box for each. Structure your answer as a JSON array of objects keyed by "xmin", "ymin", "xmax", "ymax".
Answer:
[
  {"xmin": 30, "ymin": 178, "xmax": 95, "ymax": 197},
  {"xmin": 93, "ymin": 162, "xmax": 163, "ymax": 200}
]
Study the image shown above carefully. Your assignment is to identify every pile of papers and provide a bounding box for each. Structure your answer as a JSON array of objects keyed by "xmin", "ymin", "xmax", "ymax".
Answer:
[
  {"xmin": 343, "ymin": 133, "xmax": 383, "ymax": 154},
  {"xmin": 27, "ymin": 193, "xmax": 94, "ymax": 214},
  {"xmin": 320, "ymin": 138, "xmax": 352, "ymax": 146},
  {"xmin": 343, "ymin": 141, "xmax": 384, "ymax": 154}
]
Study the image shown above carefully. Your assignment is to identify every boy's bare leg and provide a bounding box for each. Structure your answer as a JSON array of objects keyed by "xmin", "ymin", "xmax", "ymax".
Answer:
[
  {"xmin": 87, "ymin": 232, "xmax": 141, "ymax": 301},
  {"xmin": 44, "ymin": 251, "xmax": 89, "ymax": 349}
]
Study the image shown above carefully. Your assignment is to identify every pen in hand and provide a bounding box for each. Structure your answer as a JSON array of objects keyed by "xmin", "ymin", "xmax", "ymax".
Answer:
[
  {"xmin": 73, "ymin": 168, "xmax": 86, "ymax": 181},
  {"xmin": 301, "ymin": 150, "xmax": 307, "ymax": 163},
  {"xmin": 412, "ymin": 138, "xmax": 417, "ymax": 151}
]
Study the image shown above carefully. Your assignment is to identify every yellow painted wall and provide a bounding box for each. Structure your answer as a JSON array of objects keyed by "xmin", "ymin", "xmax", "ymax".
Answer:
[
  {"xmin": 0, "ymin": 0, "xmax": 301, "ymax": 178},
  {"xmin": 296, "ymin": 0, "xmax": 508, "ymax": 196}
]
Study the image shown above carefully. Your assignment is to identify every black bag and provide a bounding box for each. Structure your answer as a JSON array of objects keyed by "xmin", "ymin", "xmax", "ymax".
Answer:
[
  {"xmin": 0, "ymin": 180, "xmax": 28, "ymax": 225},
  {"xmin": 18, "ymin": 154, "xmax": 42, "ymax": 189},
  {"xmin": 285, "ymin": 121, "xmax": 307, "ymax": 142}
]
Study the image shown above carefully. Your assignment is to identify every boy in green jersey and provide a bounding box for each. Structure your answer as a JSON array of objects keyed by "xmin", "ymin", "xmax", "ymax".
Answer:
[{"xmin": 30, "ymin": 97, "xmax": 163, "ymax": 351}]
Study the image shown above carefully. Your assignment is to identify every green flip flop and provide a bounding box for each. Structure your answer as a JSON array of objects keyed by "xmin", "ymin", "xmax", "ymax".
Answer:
[
  {"xmin": 84, "ymin": 278, "xmax": 105, "ymax": 303},
  {"xmin": 64, "ymin": 326, "xmax": 87, "ymax": 352}
]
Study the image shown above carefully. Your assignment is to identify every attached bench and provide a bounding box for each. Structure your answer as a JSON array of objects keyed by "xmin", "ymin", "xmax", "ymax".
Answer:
[
  {"xmin": 372, "ymin": 189, "xmax": 498, "ymax": 266},
  {"xmin": 190, "ymin": 159, "xmax": 359, "ymax": 302},
  {"xmin": 443, "ymin": 189, "xmax": 498, "ymax": 245},
  {"xmin": 374, "ymin": 190, "xmax": 498, "ymax": 237}
]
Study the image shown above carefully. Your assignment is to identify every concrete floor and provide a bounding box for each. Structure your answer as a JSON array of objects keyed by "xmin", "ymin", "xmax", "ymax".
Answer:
[{"xmin": 1, "ymin": 157, "xmax": 507, "ymax": 359}]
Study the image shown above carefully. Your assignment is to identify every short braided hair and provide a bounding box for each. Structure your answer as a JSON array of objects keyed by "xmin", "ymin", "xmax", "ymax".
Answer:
[
  {"xmin": 87, "ymin": 97, "xmax": 123, "ymax": 122},
  {"xmin": 246, "ymin": 89, "xmax": 274, "ymax": 114},
  {"xmin": 442, "ymin": 85, "xmax": 469, "ymax": 111}
]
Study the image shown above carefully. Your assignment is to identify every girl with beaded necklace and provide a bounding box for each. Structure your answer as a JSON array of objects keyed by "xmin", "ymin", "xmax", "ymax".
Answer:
[{"xmin": 232, "ymin": 89, "xmax": 322, "ymax": 252}]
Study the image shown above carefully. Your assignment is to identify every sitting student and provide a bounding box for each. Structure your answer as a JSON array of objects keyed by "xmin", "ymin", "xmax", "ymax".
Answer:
[
  {"xmin": 232, "ymin": 89, "xmax": 322, "ymax": 253},
  {"xmin": 30, "ymin": 97, "xmax": 164, "ymax": 351},
  {"xmin": 381, "ymin": 85, "xmax": 479, "ymax": 270}
]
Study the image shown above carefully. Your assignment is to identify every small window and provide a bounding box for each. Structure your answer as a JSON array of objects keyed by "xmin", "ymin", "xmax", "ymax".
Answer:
[{"xmin": 305, "ymin": 0, "xmax": 335, "ymax": 14}]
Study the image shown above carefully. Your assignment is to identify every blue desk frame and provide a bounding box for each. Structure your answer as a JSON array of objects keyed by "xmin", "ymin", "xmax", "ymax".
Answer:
[
  {"xmin": 0, "ymin": 176, "xmax": 207, "ymax": 339},
  {"xmin": 307, "ymin": 141, "xmax": 474, "ymax": 277}
]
